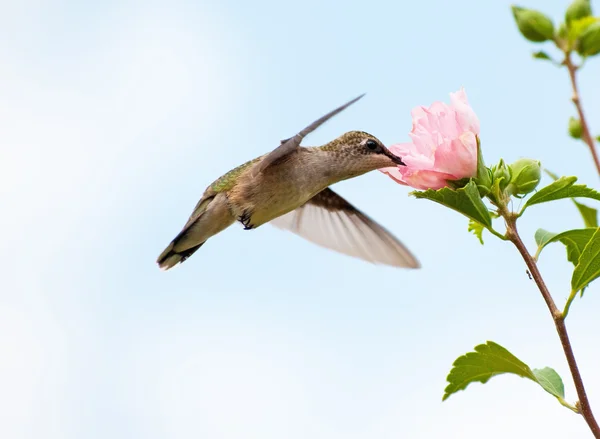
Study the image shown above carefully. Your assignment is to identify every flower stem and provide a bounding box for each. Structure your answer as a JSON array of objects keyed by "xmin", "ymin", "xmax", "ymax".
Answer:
[
  {"xmin": 564, "ymin": 53, "xmax": 600, "ymax": 177},
  {"xmin": 502, "ymin": 212, "xmax": 600, "ymax": 437}
]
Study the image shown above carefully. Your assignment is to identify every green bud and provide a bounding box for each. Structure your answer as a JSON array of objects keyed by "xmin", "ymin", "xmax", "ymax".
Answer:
[
  {"xmin": 511, "ymin": 6, "xmax": 555, "ymax": 42},
  {"xmin": 569, "ymin": 16, "xmax": 599, "ymax": 43},
  {"xmin": 507, "ymin": 158, "xmax": 542, "ymax": 196},
  {"xmin": 569, "ymin": 117, "xmax": 583, "ymax": 139},
  {"xmin": 491, "ymin": 159, "xmax": 512, "ymax": 192},
  {"xmin": 558, "ymin": 22, "xmax": 568, "ymax": 39},
  {"xmin": 578, "ymin": 21, "xmax": 600, "ymax": 56},
  {"xmin": 566, "ymin": 0, "xmax": 592, "ymax": 25},
  {"xmin": 556, "ymin": 22, "xmax": 571, "ymax": 50}
]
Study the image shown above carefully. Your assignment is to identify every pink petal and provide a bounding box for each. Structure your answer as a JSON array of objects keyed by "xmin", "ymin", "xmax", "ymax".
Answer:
[
  {"xmin": 379, "ymin": 166, "xmax": 408, "ymax": 186},
  {"xmin": 402, "ymin": 169, "xmax": 456, "ymax": 190},
  {"xmin": 450, "ymin": 87, "xmax": 480, "ymax": 135},
  {"xmin": 433, "ymin": 133, "xmax": 478, "ymax": 178},
  {"xmin": 381, "ymin": 88, "xmax": 480, "ymax": 191}
]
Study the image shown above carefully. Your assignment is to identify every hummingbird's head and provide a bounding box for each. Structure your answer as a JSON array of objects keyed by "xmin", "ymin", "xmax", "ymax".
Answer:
[{"xmin": 322, "ymin": 131, "xmax": 406, "ymax": 177}]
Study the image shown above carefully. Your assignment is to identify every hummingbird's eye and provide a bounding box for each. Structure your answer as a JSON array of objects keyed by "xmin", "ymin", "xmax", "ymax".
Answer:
[{"xmin": 365, "ymin": 139, "xmax": 380, "ymax": 152}]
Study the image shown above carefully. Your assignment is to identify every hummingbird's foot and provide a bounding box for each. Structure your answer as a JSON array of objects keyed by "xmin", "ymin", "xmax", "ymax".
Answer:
[{"xmin": 239, "ymin": 210, "xmax": 255, "ymax": 230}]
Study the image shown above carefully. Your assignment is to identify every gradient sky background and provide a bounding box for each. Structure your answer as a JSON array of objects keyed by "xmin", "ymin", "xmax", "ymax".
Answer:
[{"xmin": 2, "ymin": 0, "xmax": 600, "ymax": 437}]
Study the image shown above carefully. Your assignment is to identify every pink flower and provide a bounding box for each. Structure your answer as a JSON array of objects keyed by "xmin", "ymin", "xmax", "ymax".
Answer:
[{"xmin": 380, "ymin": 88, "xmax": 480, "ymax": 190}]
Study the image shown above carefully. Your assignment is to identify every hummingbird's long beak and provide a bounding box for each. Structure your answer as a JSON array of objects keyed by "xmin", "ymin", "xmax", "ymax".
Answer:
[{"xmin": 385, "ymin": 150, "xmax": 406, "ymax": 166}]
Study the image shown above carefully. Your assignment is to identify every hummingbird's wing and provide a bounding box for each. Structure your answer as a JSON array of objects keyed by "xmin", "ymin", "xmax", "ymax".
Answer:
[
  {"xmin": 251, "ymin": 94, "xmax": 365, "ymax": 177},
  {"xmin": 269, "ymin": 188, "xmax": 420, "ymax": 268}
]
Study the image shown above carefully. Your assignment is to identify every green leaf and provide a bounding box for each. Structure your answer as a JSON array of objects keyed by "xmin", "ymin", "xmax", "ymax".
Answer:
[
  {"xmin": 468, "ymin": 220, "xmax": 485, "ymax": 244},
  {"xmin": 534, "ymin": 228, "xmax": 557, "ymax": 247},
  {"xmin": 443, "ymin": 341, "xmax": 566, "ymax": 404},
  {"xmin": 532, "ymin": 367, "xmax": 565, "ymax": 399},
  {"xmin": 532, "ymin": 50, "xmax": 553, "ymax": 61},
  {"xmin": 535, "ymin": 228, "xmax": 596, "ymax": 266},
  {"xmin": 411, "ymin": 180, "xmax": 492, "ymax": 227},
  {"xmin": 574, "ymin": 201, "xmax": 598, "ymax": 227},
  {"xmin": 543, "ymin": 170, "xmax": 598, "ymax": 227},
  {"xmin": 572, "ymin": 227, "xmax": 600, "ymax": 293},
  {"xmin": 522, "ymin": 176, "xmax": 600, "ymax": 212}
]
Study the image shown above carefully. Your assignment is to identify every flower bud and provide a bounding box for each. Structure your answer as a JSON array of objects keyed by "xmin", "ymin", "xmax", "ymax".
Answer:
[
  {"xmin": 569, "ymin": 117, "xmax": 583, "ymax": 139},
  {"xmin": 577, "ymin": 21, "xmax": 600, "ymax": 56},
  {"xmin": 512, "ymin": 6, "xmax": 555, "ymax": 42},
  {"xmin": 491, "ymin": 159, "xmax": 512, "ymax": 192},
  {"xmin": 558, "ymin": 22, "xmax": 568, "ymax": 39},
  {"xmin": 566, "ymin": 0, "xmax": 592, "ymax": 25},
  {"xmin": 507, "ymin": 158, "xmax": 542, "ymax": 196}
]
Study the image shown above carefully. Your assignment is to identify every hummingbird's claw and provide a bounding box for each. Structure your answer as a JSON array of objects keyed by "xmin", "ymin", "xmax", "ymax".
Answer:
[{"xmin": 239, "ymin": 211, "xmax": 255, "ymax": 230}]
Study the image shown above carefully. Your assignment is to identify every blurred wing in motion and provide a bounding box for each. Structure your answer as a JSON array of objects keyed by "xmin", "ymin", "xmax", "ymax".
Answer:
[
  {"xmin": 252, "ymin": 94, "xmax": 365, "ymax": 176},
  {"xmin": 270, "ymin": 188, "xmax": 420, "ymax": 268}
]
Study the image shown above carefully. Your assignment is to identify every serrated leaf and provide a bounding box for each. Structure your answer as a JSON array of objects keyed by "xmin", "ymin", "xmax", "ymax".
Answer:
[
  {"xmin": 535, "ymin": 228, "xmax": 596, "ymax": 266},
  {"xmin": 532, "ymin": 367, "xmax": 565, "ymax": 399},
  {"xmin": 468, "ymin": 220, "xmax": 485, "ymax": 244},
  {"xmin": 443, "ymin": 341, "xmax": 566, "ymax": 404},
  {"xmin": 443, "ymin": 341, "xmax": 534, "ymax": 401},
  {"xmin": 522, "ymin": 176, "xmax": 600, "ymax": 212},
  {"xmin": 411, "ymin": 181, "xmax": 492, "ymax": 227},
  {"xmin": 574, "ymin": 201, "xmax": 598, "ymax": 227},
  {"xmin": 572, "ymin": 227, "xmax": 600, "ymax": 293}
]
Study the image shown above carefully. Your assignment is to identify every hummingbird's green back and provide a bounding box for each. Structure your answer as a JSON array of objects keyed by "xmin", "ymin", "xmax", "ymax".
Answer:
[{"xmin": 209, "ymin": 156, "xmax": 263, "ymax": 192}]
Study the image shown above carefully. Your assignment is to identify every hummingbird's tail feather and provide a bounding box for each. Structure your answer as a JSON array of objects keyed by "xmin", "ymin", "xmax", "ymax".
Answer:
[
  {"xmin": 156, "ymin": 192, "xmax": 235, "ymax": 271},
  {"xmin": 157, "ymin": 241, "xmax": 205, "ymax": 270}
]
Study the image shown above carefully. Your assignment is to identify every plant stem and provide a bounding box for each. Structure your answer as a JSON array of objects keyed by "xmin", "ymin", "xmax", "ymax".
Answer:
[
  {"xmin": 503, "ymin": 213, "xmax": 600, "ymax": 437},
  {"xmin": 564, "ymin": 53, "xmax": 600, "ymax": 177}
]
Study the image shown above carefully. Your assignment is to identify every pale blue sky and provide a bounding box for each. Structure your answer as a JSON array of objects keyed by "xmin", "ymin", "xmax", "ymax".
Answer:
[{"xmin": 2, "ymin": 0, "xmax": 600, "ymax": 437}]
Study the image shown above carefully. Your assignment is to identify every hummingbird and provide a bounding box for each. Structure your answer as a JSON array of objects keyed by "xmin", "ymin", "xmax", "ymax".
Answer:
[{"xmin": 157, "ymin": 95, "xmax": 420, "ymax": 270}]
